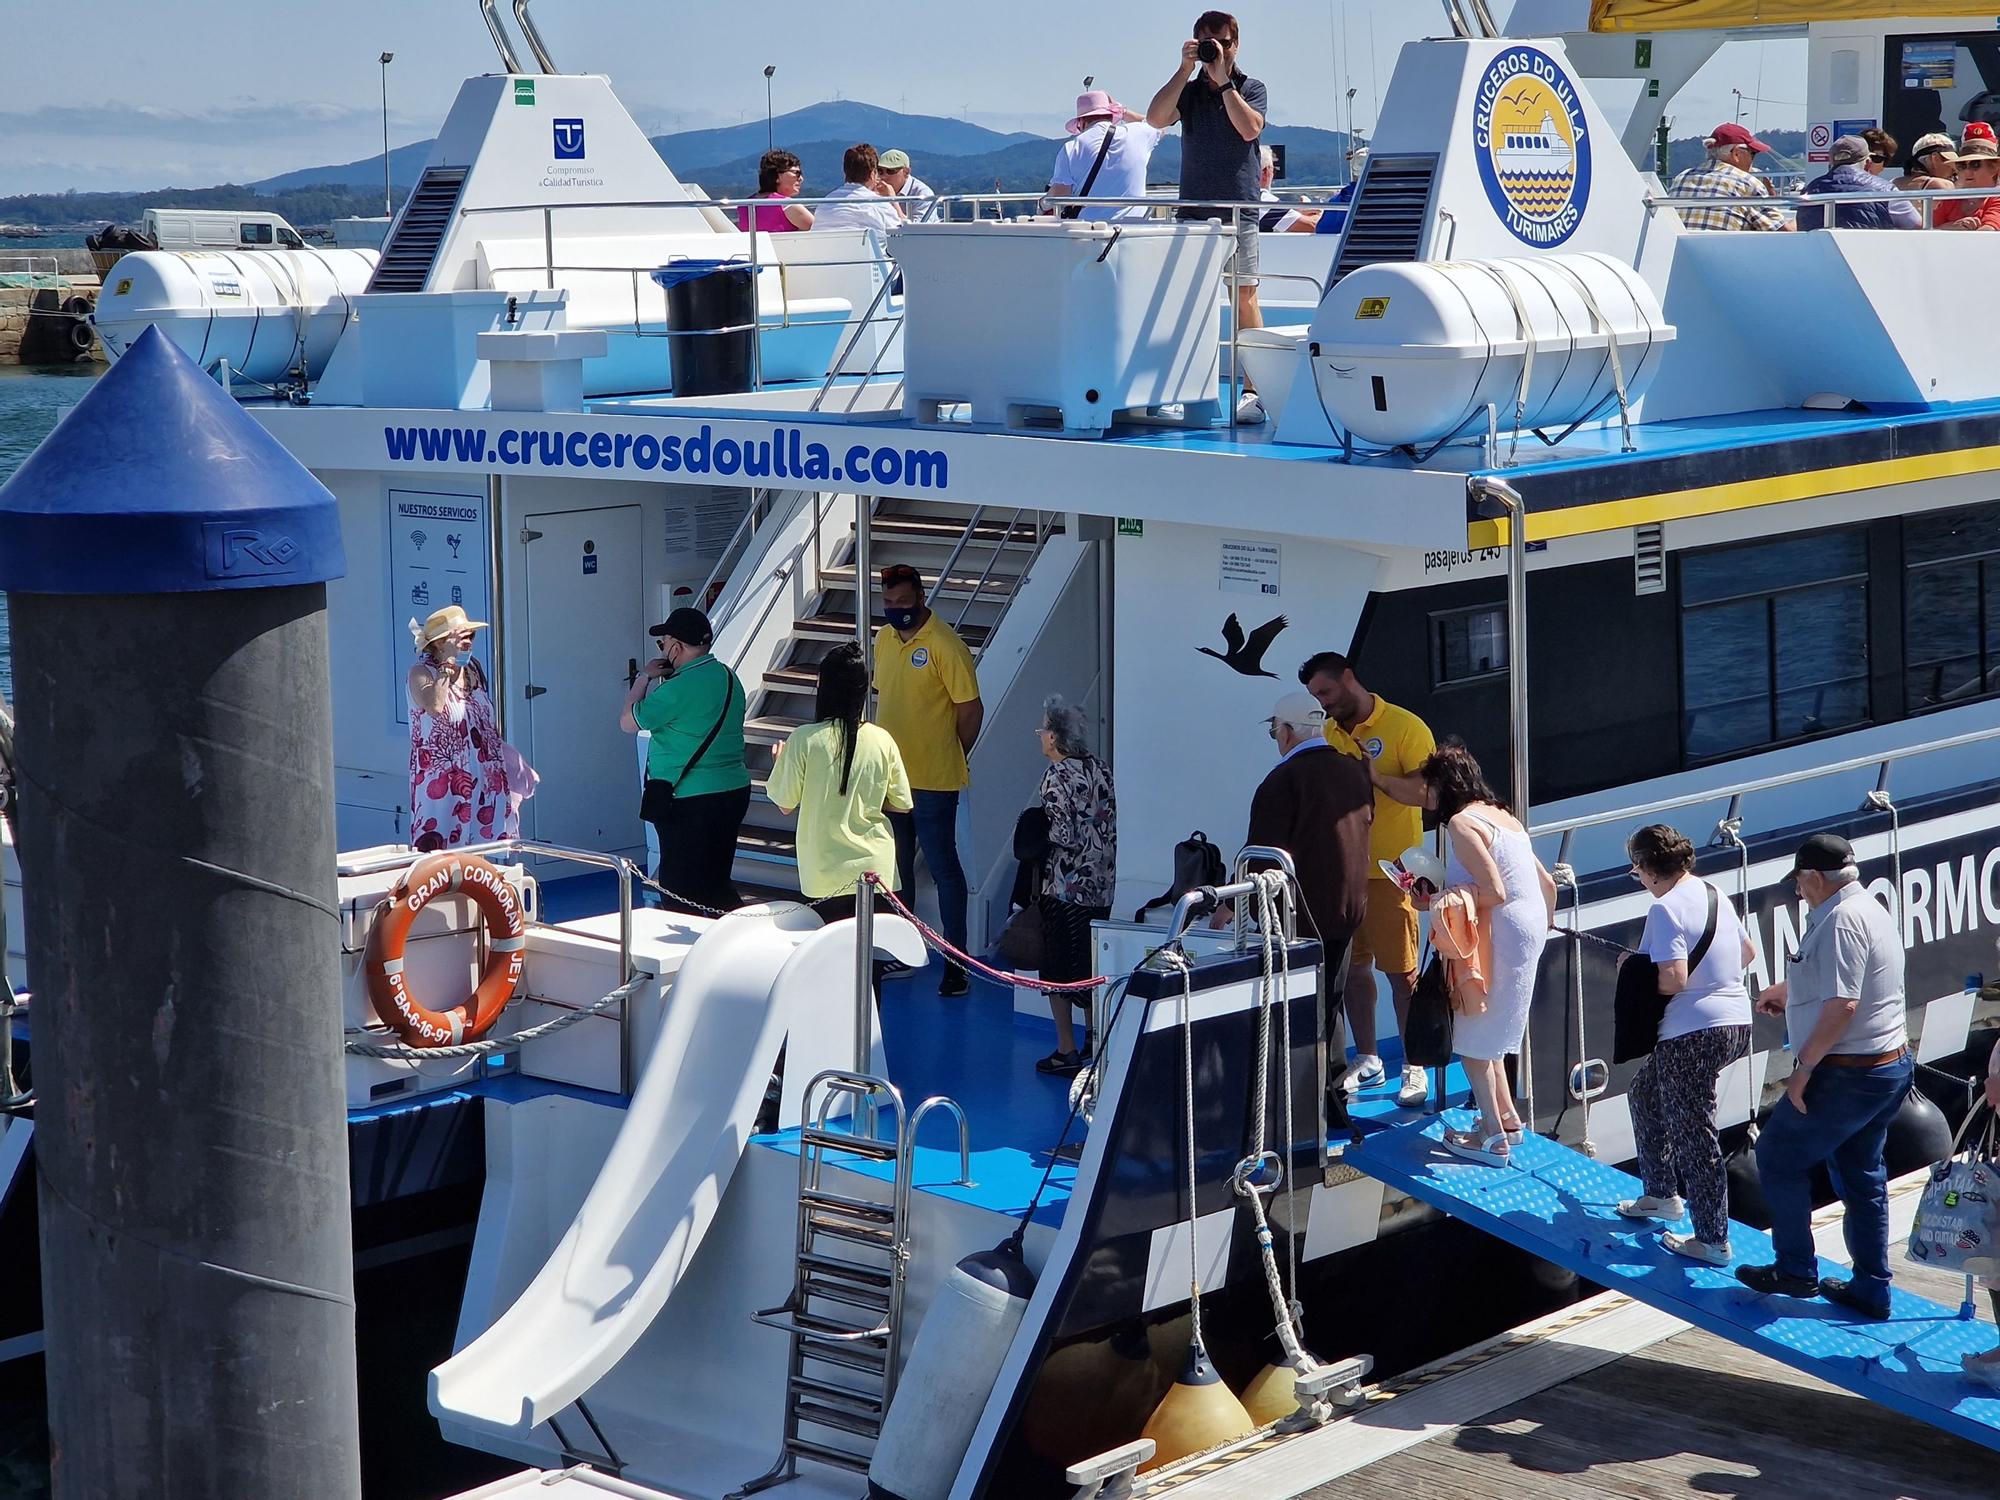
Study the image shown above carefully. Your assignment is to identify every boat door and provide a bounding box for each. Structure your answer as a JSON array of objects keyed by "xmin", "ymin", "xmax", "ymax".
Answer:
[{"xmin": 521, "ymin": 505, "xmax": 646, "ymax": 856}]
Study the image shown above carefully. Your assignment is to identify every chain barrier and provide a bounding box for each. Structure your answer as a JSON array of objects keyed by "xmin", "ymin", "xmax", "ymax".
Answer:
[{"xmin": 864, "ymin": 874, "xmax": 1111, "ymax": 994}]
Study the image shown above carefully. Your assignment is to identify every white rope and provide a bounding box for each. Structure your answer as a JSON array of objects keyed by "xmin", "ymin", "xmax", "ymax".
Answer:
[
  {"xmin": 344, "ymin": 976, "xmax": 646, "ymax": 1059},
  {"xmin": 1237, "ymin": 871, "xmax": 1316, "ymax": 1376}
]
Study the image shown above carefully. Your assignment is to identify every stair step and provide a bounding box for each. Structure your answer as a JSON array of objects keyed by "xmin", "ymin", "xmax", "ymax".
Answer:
[
  {"xmin": 819, "ymin": 564, "xmax": 1027, "ymax": 598},
  {"xmin": 797, "ymin": 1251, "xmax": 896, "ymax": 1288},
  {"xmin": 802, "ymin": 1276, "xmax": 892, "ymax": 1314},
  {"xmin": 796, "ymin": 612, "xmax": 992, "ymax": 648},
  {"xmin": 799, "ymin": 1128, "xmax": 902, "ymax": 1163},
  {"xmin": 793, "ymin": 1400, "xmax": 885, "ymax": 1440},
  {"xmin": 871, "ymin": 515, "xmax": 1045, "ymax": 546},
  {"xmin": 788, "ymin": 1375, "xmax": 885, "ymax": 1417},
  {"xmin": 786, "ymin": 1306, "xmax": 889, "ymax": 1341},
  {"xmin": 743, "ymin": 715, "xmax": 804, "ymax": 745},
  {"xmin": 805, "ymin": 1214, "xmax": 897, "ymax": 1251},
  {"xmin": 796, "ymin": 1337, "xmax": 888, "ymax": 1376},
  {"xmin": 782, "ymin": 1436, "xmax": 873, "ymax": 1474},
  {"xmin": 800, "ymin": 1186, "xmax": 897, "ymax": 1222}
]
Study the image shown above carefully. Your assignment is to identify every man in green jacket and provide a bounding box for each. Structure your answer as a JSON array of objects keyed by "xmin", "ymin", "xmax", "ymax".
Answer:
[{"xmin": 621, "ymin": 608, "xmax": 750, "ymax": 914}]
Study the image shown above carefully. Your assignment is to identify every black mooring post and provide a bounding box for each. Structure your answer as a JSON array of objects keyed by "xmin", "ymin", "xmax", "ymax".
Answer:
[{"xmin": 0, "ymin": 326, "xmax": 360, "ymax": 1499}]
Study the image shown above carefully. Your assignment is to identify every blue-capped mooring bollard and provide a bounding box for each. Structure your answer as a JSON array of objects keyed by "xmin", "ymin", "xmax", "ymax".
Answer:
[{"xmin": 0, "ymin": 326, "xmax": 359, "ymax": 1500}]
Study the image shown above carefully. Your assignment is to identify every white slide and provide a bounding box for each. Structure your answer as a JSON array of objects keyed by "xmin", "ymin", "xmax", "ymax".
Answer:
[{"xmin": 430, "ymin": 905, "xmax": 924, "ymax": 1433}]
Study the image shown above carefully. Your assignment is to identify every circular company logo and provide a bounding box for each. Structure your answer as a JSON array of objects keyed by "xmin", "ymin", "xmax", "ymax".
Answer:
[
  {"xmin": 1473, "ymin": 46, "xmax": 1592, "ymax": 248},
  {"xmin": 911, "ymin": 647, "xmax": 930, "ymax": 667},
  {"xmin": 1365, "ymin": 737, "xmax": 1385, "ymax": 759}
]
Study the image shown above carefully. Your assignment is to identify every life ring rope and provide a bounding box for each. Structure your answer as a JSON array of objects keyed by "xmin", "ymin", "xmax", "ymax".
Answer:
[{"xmin": 363, "ymin": 852, "xmax": 527, "ymax": 1049}]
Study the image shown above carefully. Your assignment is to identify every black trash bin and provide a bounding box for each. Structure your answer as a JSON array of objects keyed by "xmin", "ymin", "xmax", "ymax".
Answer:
[{"xmin": 652, "ymin": 258, "xmax": 756, "ymax": 397}]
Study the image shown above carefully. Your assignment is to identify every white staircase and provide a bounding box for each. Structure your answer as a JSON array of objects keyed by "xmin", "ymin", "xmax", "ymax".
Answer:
[{"xmin": 723, "ymin": 498, "xmax": 1064, "ymax": 898}]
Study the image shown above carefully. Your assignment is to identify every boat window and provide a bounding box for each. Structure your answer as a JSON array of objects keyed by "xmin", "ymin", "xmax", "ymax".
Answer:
[
  {"xmin": 1679, "ymin": 529, "xmax": 1870, "ymax": 761},
  {"xmin": 1904, "ymin": 502, "xmax": 2000, "ymax": 711},
  {"xmin": 1431, "ymin": 604, "xmax": 1508, "ymax": 686},
  {"xmin": 240, "ymin": 222, "xmax": 274, "ymax": 245}
]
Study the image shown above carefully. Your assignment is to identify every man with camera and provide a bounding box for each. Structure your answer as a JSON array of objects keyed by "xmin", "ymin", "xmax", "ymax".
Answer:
[{"xmin": 1147, "ymin": 9, "xmax": 1270, "ymax": 423}]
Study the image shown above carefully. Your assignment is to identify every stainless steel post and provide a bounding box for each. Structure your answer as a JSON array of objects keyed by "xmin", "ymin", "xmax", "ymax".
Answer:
[
  {"xmin": 854, "ymin": 494, "xmax": 872, "ymax": 666},
  {"xmin": 854, "ymin": 876, "xmax": 876, "ymax": 1081}
]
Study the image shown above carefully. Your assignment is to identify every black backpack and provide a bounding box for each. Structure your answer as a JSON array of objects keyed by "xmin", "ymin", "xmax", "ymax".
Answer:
[{"xmin": 1133, "ymin": 831, "xmax": 1228, "ymax": 922}]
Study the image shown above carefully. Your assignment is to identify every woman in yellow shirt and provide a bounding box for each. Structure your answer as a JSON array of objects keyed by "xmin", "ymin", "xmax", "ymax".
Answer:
[{"xmin": 767, "ymin": 643, "xmax": 913, "ymax": 922}]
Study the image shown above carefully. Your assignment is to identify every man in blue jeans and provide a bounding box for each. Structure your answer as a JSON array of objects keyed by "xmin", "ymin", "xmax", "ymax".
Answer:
[
  {"xmin": 1735, "ymin": 832, "xmax": 1913, "ymax": 1319},
  {"xmin": 872, "ymin": 564, "xmax": 983, "ymax": 996}
]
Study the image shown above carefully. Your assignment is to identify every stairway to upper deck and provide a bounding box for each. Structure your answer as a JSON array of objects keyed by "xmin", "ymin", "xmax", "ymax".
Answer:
[{"xmin": 725, "ymin": 498, "xmax": 1062, "ymax": 897}]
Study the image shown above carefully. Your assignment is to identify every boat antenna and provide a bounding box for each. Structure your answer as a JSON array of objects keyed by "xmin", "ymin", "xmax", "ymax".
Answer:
[
  {"xmin": 514, "ymin": 0, "xmax": 558, "ymax": 74},
  {"xmin": 480, "ymin": 0, "xmax": 524, "ymax": 73}
]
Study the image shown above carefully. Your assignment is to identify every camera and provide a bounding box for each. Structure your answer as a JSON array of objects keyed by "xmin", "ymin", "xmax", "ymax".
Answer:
[{"xmin": 1197, "ymin": 37, "xmax": 1220, "ymax": 64}]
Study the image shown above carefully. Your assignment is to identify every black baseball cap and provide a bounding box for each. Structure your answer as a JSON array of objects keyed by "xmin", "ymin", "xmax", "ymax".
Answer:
[
  {"xmin": 1788, "ymin": 832, "xmax": 1855, "ymax": 879},
  {"xmin": 649, "ymin": 606, "xmax": 714, "ymax": 647}
]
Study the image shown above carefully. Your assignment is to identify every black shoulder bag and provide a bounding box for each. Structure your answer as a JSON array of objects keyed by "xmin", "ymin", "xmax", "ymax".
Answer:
[
  {"xmin": 1402, "ymin": 943, "xmax": 1455, "ymax": 1069},
  {"xmin": 1059, "ymin": 123, "xmax": 1119, "ymax": 220},
  {"xmin": 1611, "ymin": 881, "xmax": 1718, "ymax": 1064},
  {"xmin": 639, "ymin": 667, "xmax": 739, "ymax": 824}
]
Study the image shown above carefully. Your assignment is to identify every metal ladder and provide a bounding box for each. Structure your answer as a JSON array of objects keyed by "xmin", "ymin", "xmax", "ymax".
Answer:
[{"xmin": 729, "ymin": 1071, "xmax": 969, "ymax": 1496}]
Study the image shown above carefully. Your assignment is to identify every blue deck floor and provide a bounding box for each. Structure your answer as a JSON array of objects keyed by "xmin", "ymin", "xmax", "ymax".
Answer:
[{"xmin": 1349, "ymin": 1110, "xmax": 2000, "ymax": 1453}]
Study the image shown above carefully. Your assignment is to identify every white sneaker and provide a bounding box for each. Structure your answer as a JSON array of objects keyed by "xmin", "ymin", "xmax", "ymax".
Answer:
[
  {"xmin": 1660, "ymin": 1230, "xmax": 1729, "ymax": 1267},
  {"xmin": 1341, "ymin": 1054, "xmax": 1385, "ymax": 1094},
  {"xmin": 1616, "ymin": 1194, "xmax": 1685, "ymax": 1221},
  {"xmin": 1234, "ymin": 391, "xmax": 1267, "ymax": 425},
  {"xmin": 1396, "ymin": 1065, "xmax": 1429, "ymax": 1107}
]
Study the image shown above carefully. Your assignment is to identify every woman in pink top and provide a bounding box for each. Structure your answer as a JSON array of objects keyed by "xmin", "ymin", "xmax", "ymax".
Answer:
[{"xmin": 740, "ymin": 149, "xmax": 813, "ymax": 233}]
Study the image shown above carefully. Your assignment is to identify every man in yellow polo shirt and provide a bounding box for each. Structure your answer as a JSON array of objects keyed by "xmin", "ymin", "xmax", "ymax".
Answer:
[
  {"xmin": 874, "ymin": 563, "xmax": 984, "ymax": 996},
  {"xmin": 1300, "ymin": 650, "xmax": 1436, "ymax": 1106}
]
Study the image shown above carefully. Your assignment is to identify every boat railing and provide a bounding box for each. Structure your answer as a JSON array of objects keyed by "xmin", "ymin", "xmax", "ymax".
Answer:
[
  {"xmin": 1647, "ymin": 179, "xmax": 2000, "ymax": 228},
  {"xmin": 336, "ymin": 837, "xmax": 646, "ymax": 1093},
  {"xmin": 457, "ymin": 189, "xmax": 1336, "ymax": 428},
  {"xmin": 1522, "ymin": 721, "xmax": 2000, "ymax": 1145}
]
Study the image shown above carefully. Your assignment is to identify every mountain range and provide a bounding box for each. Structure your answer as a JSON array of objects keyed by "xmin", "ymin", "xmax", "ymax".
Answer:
[{"xmin": 0, "ymin": 97, "xmax": 1814, "ymax": 230}]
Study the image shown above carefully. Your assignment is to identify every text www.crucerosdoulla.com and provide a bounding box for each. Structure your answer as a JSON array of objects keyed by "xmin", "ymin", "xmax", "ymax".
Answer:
[{"xmin": 384, "ymin": 422, "xmax": 949, "ymax": 489}]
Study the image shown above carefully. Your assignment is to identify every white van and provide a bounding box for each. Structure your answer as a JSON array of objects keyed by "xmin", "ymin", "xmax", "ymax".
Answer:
[{"xmin": 142, "ymin": 209, "xmax": 307, "ymax": 251}]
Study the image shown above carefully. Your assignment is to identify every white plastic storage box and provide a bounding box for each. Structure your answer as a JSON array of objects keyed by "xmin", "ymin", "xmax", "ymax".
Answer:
[
  {"xmin": 1308, "ymin": 252, "xmax": 1674, "ymax": 449},
  {"xmin": 891, "ymin": 219, "xmax": 1232, "ymax": 435}
]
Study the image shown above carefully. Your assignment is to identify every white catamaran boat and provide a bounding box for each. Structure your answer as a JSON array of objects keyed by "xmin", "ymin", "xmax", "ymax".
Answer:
[{"xmin": 8, "ymin": 0, "xmax": 2000, "ymax": 1495}]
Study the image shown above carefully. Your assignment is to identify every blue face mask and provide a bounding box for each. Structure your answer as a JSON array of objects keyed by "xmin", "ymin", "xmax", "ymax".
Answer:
[{"xmin": 883, "ymin": 605, "xmax": 920, "ymax": 631}]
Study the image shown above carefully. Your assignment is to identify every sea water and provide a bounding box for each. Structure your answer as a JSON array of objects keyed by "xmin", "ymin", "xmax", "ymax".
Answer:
[{"xmin": 0, "ymin": 364, "xmax": 100, "ymax": 703}]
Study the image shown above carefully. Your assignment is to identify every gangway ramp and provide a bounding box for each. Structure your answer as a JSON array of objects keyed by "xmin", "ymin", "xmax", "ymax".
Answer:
[{"xmin": 1346, "ymin": 1112, "xmax": 2000, "ymax": 1453}]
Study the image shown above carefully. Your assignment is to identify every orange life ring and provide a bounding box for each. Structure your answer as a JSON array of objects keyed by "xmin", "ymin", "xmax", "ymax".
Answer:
[{"xmin": 364, "ymin": 852, "xmax": 526, "ymax": 1047}]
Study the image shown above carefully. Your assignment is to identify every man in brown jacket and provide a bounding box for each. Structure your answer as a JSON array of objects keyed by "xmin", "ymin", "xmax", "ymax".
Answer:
[{"xmin": 1235, "ymin": 692, "xmax": 1373, "ymax": 974}]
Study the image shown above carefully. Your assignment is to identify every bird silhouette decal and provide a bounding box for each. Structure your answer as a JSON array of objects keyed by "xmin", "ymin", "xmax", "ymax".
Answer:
[
  {"xmin": 1501, "ymin": 86, "xmax": 1536, "ymax": 111},
  {"xmin": 1198, "ymin": 612, "xmax": 1289, "ymax": 678}
]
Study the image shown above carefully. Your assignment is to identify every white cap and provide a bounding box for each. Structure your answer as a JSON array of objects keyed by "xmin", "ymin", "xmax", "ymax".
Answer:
[{"xmin": 1269, "ymin": 692, "xmax": 1326, "ymax": 732}]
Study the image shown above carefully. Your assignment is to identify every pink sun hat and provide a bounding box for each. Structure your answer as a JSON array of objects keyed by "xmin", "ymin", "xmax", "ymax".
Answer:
[{"xmin": 1067, "ymin": 89, "xmax": 1142, "ymax": 134}]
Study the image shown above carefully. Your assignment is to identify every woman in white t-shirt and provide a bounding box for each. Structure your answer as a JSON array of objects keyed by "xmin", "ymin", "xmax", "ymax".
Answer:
[{"xmin": 1615, "ymin": 823, "xmax": 1754, "ymax": 1267}]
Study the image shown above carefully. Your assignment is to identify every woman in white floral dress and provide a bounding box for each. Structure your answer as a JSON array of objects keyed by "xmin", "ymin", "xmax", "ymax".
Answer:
[{"xmin": 406, "ymin": 605, "xmax": 535, "ymax": 851}]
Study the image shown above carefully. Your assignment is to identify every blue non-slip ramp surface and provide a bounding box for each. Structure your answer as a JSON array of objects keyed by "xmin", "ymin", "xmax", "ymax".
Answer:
[{"xmin": 1348, "ymin": 1112, "xmax": 2000, "ymax": 1453}]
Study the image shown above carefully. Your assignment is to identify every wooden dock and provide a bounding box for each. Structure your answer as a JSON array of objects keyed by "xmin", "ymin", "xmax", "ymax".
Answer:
[{"xmin": 1167, "ymin": 1170, "xmax": 1998, "ymax": 1500}]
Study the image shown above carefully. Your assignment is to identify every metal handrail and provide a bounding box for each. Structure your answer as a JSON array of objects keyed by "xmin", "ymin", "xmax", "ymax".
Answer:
[
  {"xmin": 954, "ymin": 507, "xmax": 1038, "ymax": 632},
  {"xmin": 1532, "ymin": 723, "xmax": 2000, "ymax": 841}
]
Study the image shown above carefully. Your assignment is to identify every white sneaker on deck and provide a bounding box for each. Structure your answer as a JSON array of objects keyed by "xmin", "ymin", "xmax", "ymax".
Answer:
[
  {"xmin": 1234, "ymin": 392, "xmax": 1267, "ymax": 425},
  {"xmin": 1660, "ymin": 1230, "xmax": 1729, "ymax": 1267},
  {"xmin": 1396, "ymin": 1065, "xmax": 1429, "ymax": 1107},
  {"xmin": 1616, "ymin": 1194, "xmax": 1685, "ymax": 1221},
  {"xmin": 1341, "ymin": 1053, "xmax": 1386, "ymax": 1094}
]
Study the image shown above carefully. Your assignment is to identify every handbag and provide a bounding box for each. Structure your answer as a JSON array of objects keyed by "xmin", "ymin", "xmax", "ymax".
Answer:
[
  {"xmin": 639, "ymin": 668, "xmax": 739, "ymax": 825},
  {"xmin": 996, "ymin": 895, "xmax": 1047, "ymax": 972},
  {"xmin": 1402, "ymin": 947, "xmax": 1455, "ymax": 1069},
  {"xmin": 1059, "ymin": 122, "xmax": 1119, "ymax": 220},
  {"xmin": 1612, "ymin": 881, "xmax": 1717, "ymax": 1065},
  {"xmin": 1908, "ymin": 1103, "xmax": 2000, "ymax": 1277},
  {"xmin": 1133, "ymin": 830, "xmax": 1227, "ymax": 922}
]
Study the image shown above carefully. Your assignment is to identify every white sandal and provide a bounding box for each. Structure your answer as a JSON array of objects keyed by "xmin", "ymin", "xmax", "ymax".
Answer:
[
  {"xmin": 1498, "ymin": 1117, "xmax": 1527, "ymax": 1146},
  {"xmin": 1441, "ymin": 1128, "xmax": 1512, "ymax": 1167}
]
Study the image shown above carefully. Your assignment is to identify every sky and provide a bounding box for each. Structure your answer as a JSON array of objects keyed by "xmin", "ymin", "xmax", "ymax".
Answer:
[{"xmin": 0, "ymin": 0, "xmax": 1804, "ymax": 195}]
